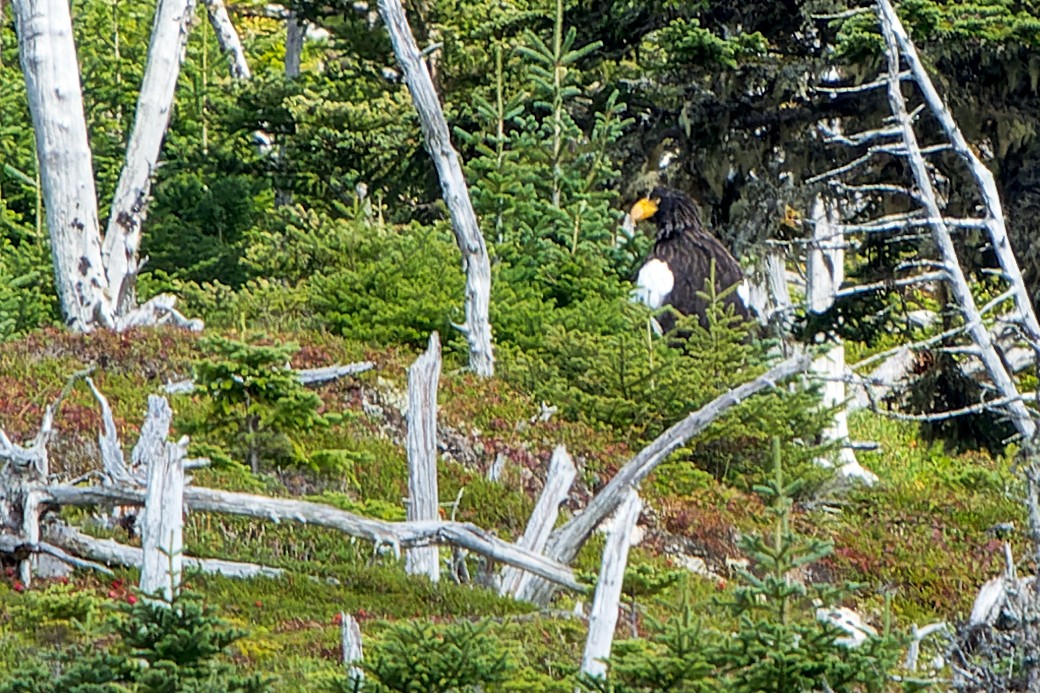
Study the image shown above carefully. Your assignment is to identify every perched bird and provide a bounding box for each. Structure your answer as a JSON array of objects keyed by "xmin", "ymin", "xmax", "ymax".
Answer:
[{"xmin": 629, "ymin": 186, "xmax": 751, "ymax": 333}]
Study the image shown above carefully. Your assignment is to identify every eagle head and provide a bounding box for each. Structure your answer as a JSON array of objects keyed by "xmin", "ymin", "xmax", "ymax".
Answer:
[{"xmin": 629, "ymin": 186, "xmax": 704, "ymax": 242}]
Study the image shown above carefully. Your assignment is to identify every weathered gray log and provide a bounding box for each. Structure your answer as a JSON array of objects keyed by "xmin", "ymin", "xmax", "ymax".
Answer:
[
  {"xmin": 878, "ymin": 4, "xmax": 1035, "ymax": 439},
  {"xmin": 11, "ymin": 0, "xmax": 113, "ymax": 329},
  {"xmin": 102, "ymin": 0, "xmax": 198, "ymax": 313},
  {"xmin": 341, "ymin": 612, "xmax": 364, "ymax": 685},
  {"xmin": 377, "ymin": 0, "xmax": 495, "ymax": 376},
  {"xmin": 44, "ymin": 524, "xmax": 284, "ymax": 579},
  {"xmin": 0, "ymin": 533, "xmax": 112, "ymax": 576},
  {"xmin": 296, "ymin": 362, "xmax": 375, "ymax": 385},
  {"xmin": 580, "ymin": 490, "xmax": 642, "ymax": 680},
  {"xmin": 499, "ymin": 445, "xmax": 575, "ymax": 599},
  {"xmin": 518, "ymin": 354, "xmax": 810, "ymax": 604},
  {"xmin": 45, "ymin": 484, "xmax": 584, "ymax": 591},
  {"xmin": 202, "ymin": 0, "xmax": 251, "ymax": 79},
  {"xmin": 113, "ymin": 294, "xmax": 203, "ymax": 332},
  {"xmin": 139, "ymin": 397, "xmax": 186, "ymax": 600},
  {"xmin": 165, "ymin": 361, "xmax": 375, "ymax": 394},
  {"xmin": 405, "ymin": 332, "xmax": 441, "ymax": 581}
]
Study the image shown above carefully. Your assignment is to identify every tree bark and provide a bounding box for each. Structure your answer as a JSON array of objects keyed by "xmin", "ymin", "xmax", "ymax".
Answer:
[
  {"xmin": 580, "ymin": 490, "xmax": 642, "ymax": 681},
  {"xmin": 202, "ymin": 0, "xmax": 251, "ymax": 79},
  {"xmin": 11, "ymin": 0, "xmax": 112, "ymax": 330},
  {"xmin": 376, "ymin": 0, "xmax": 495, "ymax": 376},
  {"xmin": 102, "ymin": 0, "xmax": 198, "ymax": 314},
  {"xmin": 499, "ymin": 445, "xmax": 575, "ymax": 599},
  {"xmin": 405, "ymin": 332, "xmax": 441, "ymax": 582}
]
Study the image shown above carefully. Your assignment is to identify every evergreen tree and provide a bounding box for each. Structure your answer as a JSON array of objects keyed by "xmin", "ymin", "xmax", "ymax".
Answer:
[{"xmin": 580, "ymin": 440, "xmax": 904, "ymax": 692}]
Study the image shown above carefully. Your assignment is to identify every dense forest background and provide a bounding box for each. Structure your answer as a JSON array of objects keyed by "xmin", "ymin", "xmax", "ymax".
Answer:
[{"xmin": 2, "ymin": 0, "xmax": 1040, "ymax": 689}]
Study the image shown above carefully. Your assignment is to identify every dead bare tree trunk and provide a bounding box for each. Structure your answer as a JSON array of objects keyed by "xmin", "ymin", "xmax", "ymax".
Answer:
[
  {"xmin": 102, "ymin": 0, "xmax": 197, "ymax": 314},
  {"xmin": 11, "ymin": 0, "xmax": 201, "ymax": 331},
  {"xmin": 12, "ymin": 0, "xmax": 113, "ymax": 330},
  {"xmin": 284, "ymin": 10, "xmax": 304, "ymax": 79},
  {"xmin": 877, "ymin": 3, "xmax": 1035, "ymax": 440},
  {"xmin": 807, "ymin": 195, "xmax": 877, "ymax": 485},
  {"xmin": 341, "ymin": 612, "xmax": 364, "ymax": 685},
  {"xmin": 138, "ymin": 397, "xmax": 186, "ymax": 600},
  {"xmin": 202, "ymin": 0, "xmax": 251, "ymax": 79},
  {"xmin": 376, "ymin": 0, "xmax": 494, "ymax": 377},
  {"xmin": 580, "ymin": 489, "xmax": 642, "ymax": 681},
  {"xmin": 877, "ymin": 0, "xmax": 1040, "ymax": 359},
  {"xmin": 405, "ymin": 332, "xmax": 441, "ymax": 582}
]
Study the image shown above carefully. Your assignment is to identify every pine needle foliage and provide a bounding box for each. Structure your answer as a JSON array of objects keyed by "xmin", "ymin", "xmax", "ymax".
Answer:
[
  {"xmin": 579, "ymin": 441, "xmax": 904, "ymax": 692},
  {"xmin": 333, "ymin": 619, "xmax": 515, "ymax": 693},
  {"xmin": 0, "ymin": 588, "xmax": 270, "ymax": 693},
  {"xmin": 187, "ymin": 335, "xmax": 326, "ymax": 472}
]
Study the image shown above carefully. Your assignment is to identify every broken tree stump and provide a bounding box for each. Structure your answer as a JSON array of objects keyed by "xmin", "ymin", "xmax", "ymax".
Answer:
[
  {"xmin": 580, "ymin": 489, "xmax": 643, "ymax": 681},
  {"xmin": 138, "ymin": 396, "xmax": 187, "ymax": 600},
  {"xmin": 405, "ymin": 332, "xmax": 442, "ymax": 582}
]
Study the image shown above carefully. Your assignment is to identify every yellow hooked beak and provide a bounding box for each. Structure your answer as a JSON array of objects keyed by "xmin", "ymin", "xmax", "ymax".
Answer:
[
  {"xmin": 630, "ymin": 197, "xmax": 659, "ymax": 223},
  {"xmin": 782, "ymin": 205, "xmax": 803, "ymax": 229}
]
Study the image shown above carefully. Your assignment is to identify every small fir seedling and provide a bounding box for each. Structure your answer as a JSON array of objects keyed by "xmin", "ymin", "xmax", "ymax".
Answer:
[{"xmin": 191, "ymin": 334, "xmax": 325, "ymax": 473}]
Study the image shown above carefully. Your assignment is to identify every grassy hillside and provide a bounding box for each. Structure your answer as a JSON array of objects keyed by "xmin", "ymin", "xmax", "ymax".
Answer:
[{"xmin": 0, "ymin": 326, "xmax": 1025, "ymax": 689}]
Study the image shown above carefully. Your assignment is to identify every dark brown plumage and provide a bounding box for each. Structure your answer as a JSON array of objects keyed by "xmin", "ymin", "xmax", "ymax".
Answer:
[{"xmin": 631, "ymin": 186, "xmax": 751, "ymax": 333}]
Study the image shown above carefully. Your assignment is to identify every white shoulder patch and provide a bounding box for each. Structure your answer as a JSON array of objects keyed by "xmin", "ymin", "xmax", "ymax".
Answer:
[
  {"xmin": 632, "ymin": 259, "xmax": 674, "ymax": 309},
  {"xmin": 737, "ymin": 279, "xmax": 751, "ymax": 307}
]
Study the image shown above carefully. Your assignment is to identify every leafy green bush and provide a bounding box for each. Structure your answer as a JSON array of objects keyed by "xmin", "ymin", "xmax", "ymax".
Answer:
[
  {"xmin": 146, "ymin": 171, "xmax": 271, "ymax": 287},
  {"xmin": 308, "ymin": 221, "xmax": 466, "ymax": 351},
  {"xmin": 0, "ymin": 235, "xmax": 59, "ymax": 341}
]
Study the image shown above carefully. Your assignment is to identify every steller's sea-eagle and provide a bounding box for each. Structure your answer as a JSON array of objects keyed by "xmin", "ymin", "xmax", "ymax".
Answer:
[{"xmin": 629, "ymin": 186, "xmax": 751, "ymax": 333}]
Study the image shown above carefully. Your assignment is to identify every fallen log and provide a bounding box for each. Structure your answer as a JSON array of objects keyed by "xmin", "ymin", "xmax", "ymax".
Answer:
[{"xmin": 44, "ymin": 483, "xmax": 584, "ymax": 592}]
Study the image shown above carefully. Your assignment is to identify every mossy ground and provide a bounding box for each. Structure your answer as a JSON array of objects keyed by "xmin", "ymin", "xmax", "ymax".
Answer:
[{"xmin": 0, "ymin": 327, "xmax": 1022, "ymax": 688}]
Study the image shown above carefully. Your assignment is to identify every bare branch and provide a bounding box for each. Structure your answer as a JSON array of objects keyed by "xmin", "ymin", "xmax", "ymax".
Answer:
[
  {"xmin": 518, "ymin": 355, "xmax": 810, "ymax": 604},
  {"xmin": 814, "ymin": 71, "xmax": 908, "ymax": 94},
  {"xmin": 84, "ymin": 377, "xmax": 133, "ymax": 484},
  {"xmin": 833, "ymin": 271, "xmax": 947, "ymax": 298},
  {"xmin": 499, "ymin": 446, "xmax": 576, "ymax": 599},
  {"xmin": 44, "ymin": 524, "xmax": 285, "ymax": 579}
]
